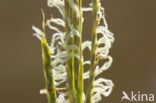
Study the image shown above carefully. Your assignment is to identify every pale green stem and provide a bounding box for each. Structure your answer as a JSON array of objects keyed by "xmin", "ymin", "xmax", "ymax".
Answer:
[
  {"xmin": 41, "ymin": 11, "xmax": 57, "ymax": 103},
  {"xmin": 72, "ymin": 0, "xmax": 83, "ymax": 103},
  {"xmin": 65, "ymin": 1, "xmax": 76, "ymax": 103},
  {"xmin": 78, "ymin": 0, "xmax": 83, "ymax": 103},
  {"xmin": 86, "ymin": 0, "xmax": 98, "ymax": 103},
  {"xmin": 71, "ymin": 0, "xmax": 83, "ymax": 103},
  {"xmin": 73, "ymin": 0, "xmax": 80, "ymax": 92}
]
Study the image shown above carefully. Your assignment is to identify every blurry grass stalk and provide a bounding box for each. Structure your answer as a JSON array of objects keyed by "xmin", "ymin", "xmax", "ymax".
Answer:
[
  {"xmin": 65, "ymin": 0, "xmax": 76, "ymax": 102},
  {"xmin": 86, "ymin": 0, "xmax": 98, "ymax": 103},
  {"xmin": 72, "ymin": 0, "xmax": 84, "ymax": 103},
  {"xmin": 41, "ymin": 11, "xmax": 57, "ymax": 103},
  {"xmin": 65, "ymin": 0, "xmax": 83, "ymax": 103}
]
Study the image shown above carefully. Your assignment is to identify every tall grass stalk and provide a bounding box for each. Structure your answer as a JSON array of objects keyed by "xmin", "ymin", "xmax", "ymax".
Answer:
[
  {"xmin": 41, "ymin": 11, "xmax": 57, "ymax": 103},
  {"xmin": 72, "ymin": 0, "xmax": 83, "ymax": 103},
  {"xmin": 65, "ymin": 0, "xmax": 76, "ymax": 102},
  {"xmin": 86, "ymin": 0, "xmax": 98, "ymax": 102}
]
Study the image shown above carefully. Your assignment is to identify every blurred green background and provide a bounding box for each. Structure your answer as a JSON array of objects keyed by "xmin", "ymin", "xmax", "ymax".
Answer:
[{"xmin": 0, "ymin": 0, "xmax": 156, "ymax": 103}]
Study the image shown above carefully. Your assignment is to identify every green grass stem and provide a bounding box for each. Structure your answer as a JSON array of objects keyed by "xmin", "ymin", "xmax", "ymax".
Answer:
[
  {"xmin": 72, "ymin": 0, "xmax": 84, "ymax": 103},
  {"xmin": 65, "ymin": 1, "xmax": 76, "ymax": 103},
  {"xmin": 85, "ymin": 0, "xmax": 98, "ymax": 103},
  {"xmin": 41, "ymin": 10, "xmax": 57, "ymax": 103}
]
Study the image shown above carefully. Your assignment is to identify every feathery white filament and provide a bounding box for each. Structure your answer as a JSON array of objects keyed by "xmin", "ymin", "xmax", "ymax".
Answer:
[{"xmin": 32, "ymin": 25, "xmax": 44, "ymax": 40}]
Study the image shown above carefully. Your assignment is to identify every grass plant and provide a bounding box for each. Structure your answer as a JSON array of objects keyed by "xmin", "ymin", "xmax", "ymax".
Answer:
[{"xmin": 33, "ymin": 0, "xmax": 114, "ymax": 103}]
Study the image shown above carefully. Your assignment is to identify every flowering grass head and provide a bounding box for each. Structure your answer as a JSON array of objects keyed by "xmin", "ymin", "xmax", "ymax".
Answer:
[{"xmin": 33, "ymin": 0, "xmax": 114, "ymax": 103}]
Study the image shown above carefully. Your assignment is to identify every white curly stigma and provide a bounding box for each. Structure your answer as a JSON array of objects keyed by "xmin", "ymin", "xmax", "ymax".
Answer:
[
  {"xmin": 92, "ymin": 78, "xmax": 114, "ymax": 103},
  {"xmin": 48, "ymin": 0, "xmax": 65, "ymax": 17},
  {"xmin": 32, "ymin": 25, "xmax": 44, "ymax": 40}
]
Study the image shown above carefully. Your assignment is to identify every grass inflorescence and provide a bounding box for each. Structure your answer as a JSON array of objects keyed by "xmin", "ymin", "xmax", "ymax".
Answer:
[{"xmin": 32, "ymin": 0, "xmax": 115, "ymax": 103}]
